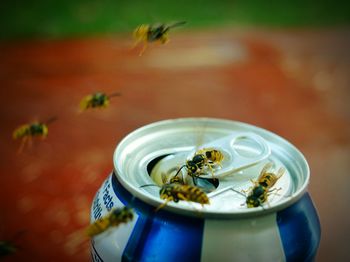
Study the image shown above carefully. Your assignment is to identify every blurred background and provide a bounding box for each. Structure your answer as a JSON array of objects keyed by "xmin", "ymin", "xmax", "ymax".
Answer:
[{"xmin": 0, "ymin": 1, "xmax": 349, "ymax": 261}]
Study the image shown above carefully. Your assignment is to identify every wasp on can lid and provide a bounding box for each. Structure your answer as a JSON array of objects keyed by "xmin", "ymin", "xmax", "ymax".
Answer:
[
  {"xmin": 196, "ymin": 148, "xmax": 224, "ymax": 173},
  {"xmin": 79, "ymin": 92, "xmax": 121, "ymax": 112},
  {"xmin": 174, "ymin": 148, "xmax": 224, "ymax": 185},
  {"xmin": 12, "ymin": 116, "xmax": 57, "ymax": 153},
  {"xmin": 133, "ymin": 21, "xmax": 186, "ymax": 56},
  {"xmin": 141, "ymin": 179, "xmax": 210, "ymax": 211},
  {"xmin": 86, "ymin": 207, "xmax": 134, "ymax": 237},
  {"xmin": 161, "ymin": 169, "xmax": 185, "ymax": 185},
  {"xmin": 239, "ymin": 162, "xmax": 285, "ymax": 208},
  {"xmin": 158, "ymin": 183, "xmax": 210, "ymax": 211}
]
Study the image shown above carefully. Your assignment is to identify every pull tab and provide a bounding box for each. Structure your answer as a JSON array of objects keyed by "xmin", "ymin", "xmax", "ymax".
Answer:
[{"xmin": 189, "ymin": 132, "xmax": 271, "ymax": 178}]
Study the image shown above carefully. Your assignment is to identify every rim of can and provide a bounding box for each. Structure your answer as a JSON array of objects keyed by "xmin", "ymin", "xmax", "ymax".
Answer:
[{"xmin": 113, "ymin": 117, "xmax": 310, "ymax": 218}]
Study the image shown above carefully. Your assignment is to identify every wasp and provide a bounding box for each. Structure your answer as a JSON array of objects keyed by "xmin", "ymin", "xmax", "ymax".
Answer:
[
  {"xmin": 158, "ymin": 183, "xmax": 209, "ymax": 210},
  {"xmin": 86, "ymin": 207, "xmax": 134, "ymax": 237},
  {"xmin": 167, "ymin": 174, "xmax": 183, "ymax": 184},
  {"xmin": 173, "ymin": 153, "xmax": 205, "ymax": 183},
  {"xmin": 133, "ymin": 21, "xmax": 186, "ymax": 55},
  {"xmin": 244, "ymin": 162, "xmax": 285, "ymax": 208},
  {"xmin": 79, "ymin": 92, "xmax": 121, "ymax": 112},
  {"xmin": 12, "ymin": 116, "xmax": 57, "ymax": 153},
  {"xmin": 141, "ymin": 179, "xmax": 209, "ymax": 211},
  {"xmin": 174, "ymin": 148, "xmax": 224, "ymax": 184},
  {"xmin": 196, "ymin": 148, "xmax": 224, "ymax": 170},
  {"xmin": 160, "ymin": 166, "xmax": 185, "ymax": 185}
]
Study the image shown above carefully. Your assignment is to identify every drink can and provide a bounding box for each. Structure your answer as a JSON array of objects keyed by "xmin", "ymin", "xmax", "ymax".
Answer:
[{"xmin": 89, "ymin": 118, "xmax": 321, "ymax": 262}]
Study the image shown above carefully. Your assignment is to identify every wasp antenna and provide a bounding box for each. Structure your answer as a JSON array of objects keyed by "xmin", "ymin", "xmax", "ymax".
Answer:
[
  {"xmin": 192, "ymin": 176, "xmax": 197, "ymax": 186},
  {"xmin": 168, "ymin": 21, "xmax": 187, "ymax": 28},
  {"xmin": 231, "ymin": 189, "xmax": 247, "ymax": 198},
  {"xmin": 174, "ymin": 165, "xmax": 186, "ymax": 178},
  {"xmin": 140, "ymin": 184, "xmax": 159, "ymax": 188},
  {"xmin": 108, "ymin": 92, "xmax": 122, "ymax": 98},
  {"xmin": 45, "ymin": 116, "xmax": 58, "ymax": 125}
]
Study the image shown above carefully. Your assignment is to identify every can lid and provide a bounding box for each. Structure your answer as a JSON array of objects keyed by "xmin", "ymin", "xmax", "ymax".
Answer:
[{"xmin": 113, "ymin": 118, "xmax": 310, "ymax": 218}]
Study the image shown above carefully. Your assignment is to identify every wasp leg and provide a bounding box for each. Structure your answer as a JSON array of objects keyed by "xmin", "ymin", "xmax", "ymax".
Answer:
[
  {"xmin": 241, "ymin": 185, "xmax": 254, "ymax": 194},
  {"xmin": 132, "ymin": 38, "xmax": 141, "ymax": 49},
  {"xmin": 241, "ymin": 188, "xmax": 248, "ymax": 194},
  {"xmin": 267, "ymin": 187, "xmax": 282, "ymax": 195},
  {"xmin": 155, "ymin": 197, "xmax": 172, "ymax": 212},
  {"xmin": 159, "ymin": 34, "xmax": 169, "ymax": 44},
  {"xmin": 17, "ymin": 136, "xmax": 32, "ymax": 154},
  {"xmin": 28, "ymin": 136, "xmax": 33, "ymax": 148},
  {"xmin": 207, "ymin": 164, "xmax": 216, "ymax": 179},
  {"xmin": 139, "ymin": 42, "xmax": 148, "ymax": 56},
  {"xmin": 176, "ymin": 193, "xmax": 189, "ymax": 202},
  {"xmin": 191, "ymin": 176, "xmax": 197, "ymax": 186},
  {"xmin": 267, "ymin": 187, "xmax": 283, "ymax": 198},
  {"xmin": 17, "ymin": 136, "xmax": 28, "ymax": 154},
  {"xmin": 263, "ymin": 187, "xmax": 284, "ymax": 208}
]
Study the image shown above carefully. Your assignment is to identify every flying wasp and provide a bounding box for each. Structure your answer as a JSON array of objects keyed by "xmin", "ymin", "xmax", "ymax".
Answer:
[
  {"xmin": 241, "ymin": 162, "xmax": 285, "ymax": 208},
  {"xmin": 12, "ymin": 116, "xmax": 57, "ymax": 153},
  {"xmin": 79, "ymin": 92, "xmax": 121, "ymax": 112},
  {"xmin": 86, "ymin": 207, "xmax": 134, "ymax": 237},
  {"xmin": 133, "ymin": 21, "xmax": 186, "ymax": 56}
]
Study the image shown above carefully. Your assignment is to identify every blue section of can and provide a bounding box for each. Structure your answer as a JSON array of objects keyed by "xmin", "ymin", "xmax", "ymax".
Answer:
[
  {"xmin": 110, "ymin": 173, "xmax": 321, "ymax": 262},
  {"xmin": 111, "ymin": 174, "xmax": 204, "ymax": 262},
  {"xmin": 277, "ymin": 193, "xmax": 321, "ymax": 262}
]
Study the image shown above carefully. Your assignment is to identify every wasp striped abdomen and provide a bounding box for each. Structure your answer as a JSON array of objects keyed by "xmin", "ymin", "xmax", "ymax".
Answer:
[
  {"xmin": 86, "ymin": 207, "xmax": 134, "ymax": 237},
  {"xmin": 159, "ymin": 184, "xmax": 209, "ymax": 205}
]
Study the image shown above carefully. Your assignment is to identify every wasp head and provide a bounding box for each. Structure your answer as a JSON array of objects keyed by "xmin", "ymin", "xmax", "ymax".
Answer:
[
  {"xmin": 111, "ymin": 207, "xmax": 133, "ymax": 222},
  {"xmin": 186, "ymin": 160, "xmax": 199, "ymax": 174},
  {"xmin": 246, "ymin": 195, "xmax": 261, "ymax": 208},
  {"xmin": 29, "ymin": 123, "xmax": 48, "ymax": 136},
  {"xmin": 246, "ymin": 186, "xmax": 266, "ymax": 208}
]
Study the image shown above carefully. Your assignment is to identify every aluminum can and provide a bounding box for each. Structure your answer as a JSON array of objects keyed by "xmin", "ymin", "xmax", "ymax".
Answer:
[{"xmin": 89, "ymin": 118, "xmax": 321, "ymax": 262}]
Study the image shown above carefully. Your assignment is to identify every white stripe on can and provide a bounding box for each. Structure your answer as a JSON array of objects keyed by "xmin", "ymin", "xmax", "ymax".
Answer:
[
  {"xmin": 202, "ymin": 213, "xmax": 285, "ymax": 262},
  {"xmin": 91, "ymin": 175, "xmax": 139, "ymax": 262}
]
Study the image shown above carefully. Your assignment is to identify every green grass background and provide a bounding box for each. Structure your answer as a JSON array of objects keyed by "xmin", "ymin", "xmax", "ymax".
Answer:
[{"xmin": 1, "ymin": 0, "xmax": 350, "ymax": 40}]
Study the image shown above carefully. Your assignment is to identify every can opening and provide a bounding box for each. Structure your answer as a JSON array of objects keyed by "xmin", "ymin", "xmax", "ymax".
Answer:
[
  {"xmin": 147, "ymin": 153, "xmax": 220, "ymax": 193},
  {"xmin": 146, "ymin": 154, "xmax": 171, "ymax": 175}
]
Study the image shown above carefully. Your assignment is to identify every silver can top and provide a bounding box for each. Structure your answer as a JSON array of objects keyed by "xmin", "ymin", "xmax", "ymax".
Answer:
[{"xmin": 113, "ymin": 118, "xmax": 309, "ymax": 218}]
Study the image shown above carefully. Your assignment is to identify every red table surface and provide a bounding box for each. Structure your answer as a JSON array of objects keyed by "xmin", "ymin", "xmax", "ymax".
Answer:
[{"xmin": 0, "ymin": 28, "xmax": 349, "ymax": 261}]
